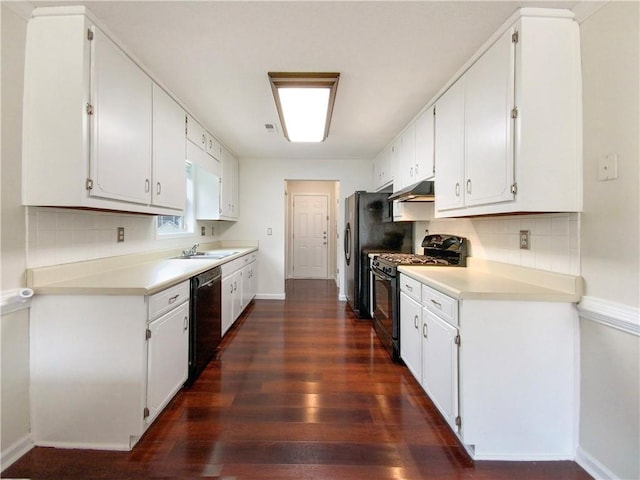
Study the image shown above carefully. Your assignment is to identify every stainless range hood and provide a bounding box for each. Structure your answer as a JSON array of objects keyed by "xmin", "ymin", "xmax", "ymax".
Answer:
[{"xmin": 388, "ymin": 180, "xmax": 435, "ymax": 202}]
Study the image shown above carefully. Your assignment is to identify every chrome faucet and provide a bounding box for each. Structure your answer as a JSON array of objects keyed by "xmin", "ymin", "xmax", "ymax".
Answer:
[{"xmin": 183, "ymin": 243, "xmax": 199, "ymax": 256}]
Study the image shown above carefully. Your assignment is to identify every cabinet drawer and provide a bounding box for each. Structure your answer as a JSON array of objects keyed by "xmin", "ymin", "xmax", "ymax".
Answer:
[
  {"xmin": 399, "ymin": 274, "xmax": 421, "ymax": 302},
  {"xmin": 422, "ymin": 284, "xmax": 458, "ymax": 327},
  {"xmin": 148, "ymin": 280, "xmax": 190, "ymax": 321}
]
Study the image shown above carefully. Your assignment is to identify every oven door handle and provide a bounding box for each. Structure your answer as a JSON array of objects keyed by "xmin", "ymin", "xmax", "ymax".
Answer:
[{"xmin": 372, "ymin": 268, "xmax": 393, "ymax": 282}]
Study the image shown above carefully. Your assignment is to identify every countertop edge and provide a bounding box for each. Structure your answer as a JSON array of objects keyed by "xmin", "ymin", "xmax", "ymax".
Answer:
[
  {"xmin": 398, "ymin": 264, "xmax": 582, "ymax": 303},
  {"xmin": 28, "ymin": 246, "xmax": 258, "ymax": 296}
]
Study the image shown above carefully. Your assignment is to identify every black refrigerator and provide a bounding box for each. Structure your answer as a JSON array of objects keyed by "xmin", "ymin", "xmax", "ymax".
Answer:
[{"xmin": 344, "ymin": 191, "xmax": 413, "ymax": 318}]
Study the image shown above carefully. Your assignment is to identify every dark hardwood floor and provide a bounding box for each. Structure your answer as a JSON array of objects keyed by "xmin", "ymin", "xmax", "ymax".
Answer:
[{"xmin": 3, "ymin": 279, "xmax": 592, "ymax": 479}]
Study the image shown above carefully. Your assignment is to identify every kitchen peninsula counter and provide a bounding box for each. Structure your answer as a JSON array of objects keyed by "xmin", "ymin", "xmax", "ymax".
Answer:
[
  {"xmin": 27, "ymin": 242, "xmax": 258, "ymax": 295},
  {"xmin": 399, "ymin": 257, "xmax": 583, "ymax": 303}
]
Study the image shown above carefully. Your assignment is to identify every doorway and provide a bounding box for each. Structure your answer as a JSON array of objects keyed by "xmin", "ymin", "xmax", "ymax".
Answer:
[{"xmin": 285, "ymin": 180, "xmax": 339, "ymax": 280}]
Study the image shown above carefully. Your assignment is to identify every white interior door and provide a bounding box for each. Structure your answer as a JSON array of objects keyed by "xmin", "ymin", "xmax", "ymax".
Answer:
[{"xmin": 292, "ymin": 194, "xmax": 329, "ymax": 278}]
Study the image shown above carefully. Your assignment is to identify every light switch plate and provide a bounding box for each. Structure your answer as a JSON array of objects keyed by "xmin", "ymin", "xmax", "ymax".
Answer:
[{"xmin": 598, "ymin": 153, "xmax": 618, "ymax": 181}]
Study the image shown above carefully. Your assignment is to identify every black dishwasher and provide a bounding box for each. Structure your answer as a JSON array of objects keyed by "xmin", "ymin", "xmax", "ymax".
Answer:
[{"xmin": 186, "ymin": 266, "xmax": 221, "ymax": 386}]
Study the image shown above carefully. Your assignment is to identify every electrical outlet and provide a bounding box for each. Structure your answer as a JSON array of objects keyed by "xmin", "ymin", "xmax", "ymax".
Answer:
[
  {"xmin": 201, "ymin": 226, "xmax": 206, "ymax": 236},
  {"xmin": 267, "ymin": 228, "xmax": 273, "ymax": 236},
  {"xmin": 519, "ymin": 230, "xmax": 530, "ymax": 250},
  {"xmin": 117, "ymin": 227, "xmax": 125, "ymax": 243},
  {"xmin": 598, "ymin": 153, "xmax": 618, "ymax": 181},
  {"xmin": 211, "ymin": 226, "xmax": 215, "ymax": 236}
]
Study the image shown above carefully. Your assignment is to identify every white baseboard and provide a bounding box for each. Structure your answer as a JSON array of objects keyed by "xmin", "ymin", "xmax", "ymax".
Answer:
[
  {"xmin": 0, "ymin": 434, "xmax": 34, "ymax": 471},
  {"xmin": 576, "ymin": 446, "xmax": 618, "ymax": 480},
  {"xmin": 254, "ymin": 293, "xmax": 285, "ymax": 300}
]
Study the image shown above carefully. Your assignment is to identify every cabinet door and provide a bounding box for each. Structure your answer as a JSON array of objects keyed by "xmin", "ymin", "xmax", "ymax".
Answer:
[
  {"xmin": 186, "ymin": 114, "xmax": 207, "ymax": 151},
  {"xmin": 152, "ymin": 84, "xmax": 186, "ymax": 210},
  {"xmin": 90, "ymin": 27, "xmax": 152, "ymax": 205},
  {"xmin": 464, "ymin": 28, "xmax": 515, "ymax": 207},
  {"xmin": 241, "ymin": 262, "xmax": 255, "ymax": 310},
  {"xmin": 146, "ymin": 302, "xmax": 189, "ymax": 423},
  {"xmin": 434, "ymin": 78, "xmax": 465, "ymax": 211},
  {"xmin": 231, "ymin": 271, "xmax": 242, "ymax": 322},
  {"xmin": 422, "ymin": 308, "xmax": 459, "ymax": 432},
  {"xmin": 415, "ymin": 107, "xmax": 435, "ymax": 181},
  {"xmin": 221, "ymin": 274, "xmax": 234, "ymax": 336},
  {"xmin": 221, "ymin": 149, "xmax": 238, "ymax": 219},
  {"xmin": 400, "ymin": 292, "xmax": 422, "ymax": 382},
  {"xmin": 400, "ymin": 123, "xmax": 416, "ymax": 188},
  {"xmin": 390, "ymin": 140, "xmax": 401, "ymax": 192},
  {"xmin": 206, "ymin": 133, "xmax": 222, "ymax": 162}
]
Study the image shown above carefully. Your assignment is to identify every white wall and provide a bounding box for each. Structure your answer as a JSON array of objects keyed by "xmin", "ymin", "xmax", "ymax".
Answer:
[
  {"xmin": 25, "ymin": 207, "xmax": 218, "ymax": 268},
  {"xmin": 414, "ymin": 212, "xmax": 580, "ymax": 274},
  {"xmin": 576, "ymin": 3, "xmax": 640, "ymax": 479},
  {"xmin": 1, "ymin": 4, "xmax": 32, "ymax": 468},
  {"xmin": 216, "ymin": 157, "xmax": 373, "ymax": 299}
]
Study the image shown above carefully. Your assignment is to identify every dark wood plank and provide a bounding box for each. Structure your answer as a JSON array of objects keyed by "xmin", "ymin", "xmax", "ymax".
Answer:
[{"xmin": 1, "ymin": 279, "xmax": 592, "ymax": 479}]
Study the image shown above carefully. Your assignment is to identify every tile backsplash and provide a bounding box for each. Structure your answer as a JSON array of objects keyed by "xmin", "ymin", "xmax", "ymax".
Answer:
[
  {"xmin": 27, "ymin": 207, "xmax": 216, "ymax": 268},
  {"xmin": 414, "ymin": 212, "xmax": 580, "ymax": 275}
]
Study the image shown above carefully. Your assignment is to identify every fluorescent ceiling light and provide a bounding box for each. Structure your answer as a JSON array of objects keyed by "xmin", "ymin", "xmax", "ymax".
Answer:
[{"xmin": 268, "ymin": 72, "xmax": 340, "ymax": 143}]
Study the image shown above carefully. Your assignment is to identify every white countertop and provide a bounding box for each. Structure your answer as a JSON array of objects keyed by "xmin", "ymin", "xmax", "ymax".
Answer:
[
  {"xmin": 399, "ymin": 258, "xmax": 583, "ymax": 302},
  {"xmin": 27, "ymin": 244, "xmax": 257, "ymax": 296}
]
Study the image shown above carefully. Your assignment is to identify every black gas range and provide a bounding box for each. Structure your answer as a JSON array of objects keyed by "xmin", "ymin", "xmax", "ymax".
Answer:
[{"xmin": 370, "ymin": 234, "xmax": 467, "ymax": 361}]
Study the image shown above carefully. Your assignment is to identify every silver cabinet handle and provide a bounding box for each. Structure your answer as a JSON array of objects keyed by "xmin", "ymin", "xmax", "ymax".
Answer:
[
  {"xmin": 415, "ymin": 163, "xmax": 419, "ymax": 176},
  {"xmin": 168, "ymin": 294, "xmax": 179, "ymax": 304},
  {"xmin": 183, "ymin": 316, "xmax": 188, "ymax": 331},
  {"xmin": 405, "ymin": 284, "xmax": 413, "ymax": 292},
  {"xmin": 145, "ymin": 179, "xmax": 150, "ymax": 193},
  {"xmin": 201, "ymin": 133, "xmax": 206, "ymax": 146},
  {"xmin": 466, "ymin": 179, "xmax": 472, "ymax": 194},
  {"xmin": 430, "ymin": 299, "xmax": 442, "ymax": 309},
  {"xmin": 414, "ymin": 315, "xmax": 419, "ymax": 329},
  {"xmin": 156, "ymin": 182, "xmax": 161, "ymax": 195},
  {"xmin": 455, "ymin": 182, "xmax": 460, "ymax": 197},
  {"xmin": 423, "ymin": 323, "xmax": 428, "ymax": 339}
]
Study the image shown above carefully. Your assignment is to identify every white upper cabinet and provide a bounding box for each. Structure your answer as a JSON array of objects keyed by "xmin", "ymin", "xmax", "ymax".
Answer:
[
  {"xmin": 434, "ymin": 78, "xmax": 465, "ymax": 211},
  {"xmin": 186, "ymin": 114, "xmax": 207, "ymax": 151},
  {"xmin": 435, "ymin": 10, "xmax": 582, "ymax": 217},
  {"xmin": 463, "ymin": 28, "xmax": 515, "ymax": 207},
  {"xmin": 400, "ymin": 123, "xmax": 416, "ymax": 188},
  {"xmin": 206, "ymin": 133, "xmax": 222, "ymax": 162},
  {"xmin": 22, "ymin": 7, "xmax": 185, "ymax": 215},
  {"xmin": 414, "ymin": 106, "xmax": 435, "ymax": 182},
  {"xmin": 89, "ymin": 27, "xmax": 152, "ymax": 205},
  {"xmin": 152, "ymin": 84, "xmax": 186, "ymax": 210},
  {"xmin": 220, "ymin": 148, "xmax": 239, "ymax": 220},
  {"xmin": 394, "ymin": 107, "xmax": 435, "ymax": 192},
  {"xmin": 378, "ymin": 9, "xmax": 582, "ymax": 217},
  {"xmin": 373, "ymin": 148, "xmax": 392, "ymax": 191},
  {"xmin": 436, "ymin": 28, "xmax": 514, "ymax": 213}
]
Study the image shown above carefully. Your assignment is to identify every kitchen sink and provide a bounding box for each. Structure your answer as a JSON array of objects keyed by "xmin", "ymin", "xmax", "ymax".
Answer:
[{"xmin": 172, "ymin": 251, "xmax": 239, "ymax": 260}]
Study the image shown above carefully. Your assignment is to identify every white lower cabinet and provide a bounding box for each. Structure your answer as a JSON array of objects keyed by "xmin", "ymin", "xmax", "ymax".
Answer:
[
  {"xmin": 421, "ymin": 307, "xmax": 459, "ymax": 432},
  {"xmin": 146, "ymin": 301, "xmax": 189, "ymax": 424},
  {"xmin": 222, "ymin": 270, "xmax": 241, "ymax": 336},
  {"xmin": 221, "ymin": 251, "xmax": 257, "ymax": 336},
  {"xmin": 399, "ymin": 273, "xmax": 576, "ymax": 460},
  {"xmin": 29, "ymin": 280, "xmax": 190, "ymax": 450},
  {"xmin": 400, "ymin": 277, "xmax": 459, "ymax": 433},
  {"xmin": 399, "ymin": 291, "xmax": 422, "ymax": 381}
]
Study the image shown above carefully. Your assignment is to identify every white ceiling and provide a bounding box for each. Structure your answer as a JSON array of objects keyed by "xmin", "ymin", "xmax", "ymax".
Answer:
[{"xmin": 26, "ymin": 1, "xmax": 579, "ymax": 160}]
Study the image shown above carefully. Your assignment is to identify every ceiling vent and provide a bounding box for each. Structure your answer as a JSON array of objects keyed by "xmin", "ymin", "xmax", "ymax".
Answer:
[{"xmin": 265, "ymin": 123, "xmax": 278, "ymax": 133}]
